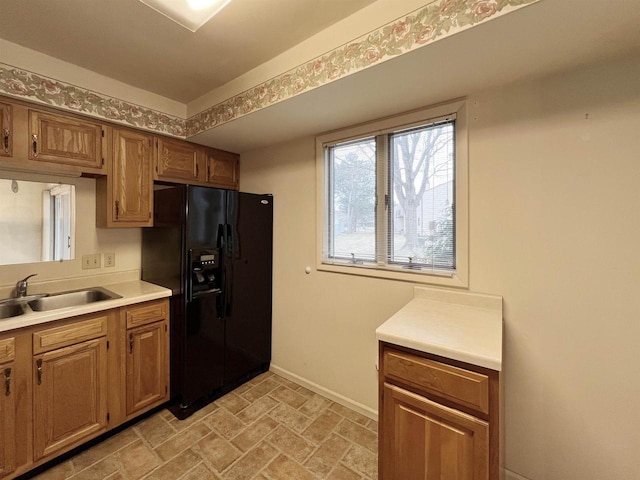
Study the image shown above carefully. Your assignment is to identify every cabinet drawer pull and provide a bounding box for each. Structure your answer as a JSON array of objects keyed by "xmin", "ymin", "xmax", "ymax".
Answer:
[
  {"xmin": 115, "ymin": 200, "xmax": 120, "ymax": 219},
  {"xmin": 195, "ymin": 161, "xmax": 199, "ymax": 178},
  {"xmin": 3, "ymin": 128, "xmax": 9, "ymax": 152},
  {"xmin": 32, "ymin": 134, "xmax": 38, "ymax": 156},
  {"xmin": 129, "ymin": 333, "xmax": 134, "ymax": 354},
  {"xmin": 4, "ymin": 367, "xmax": 11, "ymax": 396},
  {"xmin": 36, "ymin": 359, "xmax": 43, "ymax": 385}
]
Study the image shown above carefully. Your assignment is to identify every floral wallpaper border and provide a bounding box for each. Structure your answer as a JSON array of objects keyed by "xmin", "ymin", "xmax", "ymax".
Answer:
[
  {"xmin": 0, "ymin": 0, "xmax": 538, "ymax": 139},
  {"xmin": 186, "ymin": 0, "xmax": 539, "ymax": 136},
  {"xmin": 0, "ymin": 63, "xmax": 187, "ymax": 137}
]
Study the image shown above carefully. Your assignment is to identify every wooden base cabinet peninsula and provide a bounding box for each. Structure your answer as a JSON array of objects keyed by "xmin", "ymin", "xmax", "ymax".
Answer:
[
  {"xmin": 0, "ymin": 284, "xmax": 170, "ymax": 480},
  {"xmin": 376, "ymin": 287, "xmax": 503, "ymax": 480}
]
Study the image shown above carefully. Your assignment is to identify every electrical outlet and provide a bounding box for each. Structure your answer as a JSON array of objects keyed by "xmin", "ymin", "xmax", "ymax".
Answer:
[
  {"xmin": 82, "ymin": 254, "xmax": 101, "ymax": 269},
  {"xmin": 104, "ymin": 253, "xmax": 115, "ymax": 268}
]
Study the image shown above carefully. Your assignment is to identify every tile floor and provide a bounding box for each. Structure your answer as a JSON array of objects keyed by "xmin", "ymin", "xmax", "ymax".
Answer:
[{"xmin": 33, "ymin": 372, "xmax": 378, "ymax": 480}]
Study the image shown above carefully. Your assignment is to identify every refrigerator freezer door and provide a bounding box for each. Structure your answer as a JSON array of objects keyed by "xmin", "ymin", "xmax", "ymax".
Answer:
[{"xmin": 224, "ymin": 192, "xmax": 273, "ymax": 384}]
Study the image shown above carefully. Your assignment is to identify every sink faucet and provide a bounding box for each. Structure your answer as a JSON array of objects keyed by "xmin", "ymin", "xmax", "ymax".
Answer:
[{"xmin": 16, "ymin": 274, "xmax": 37, "ymax": 297}]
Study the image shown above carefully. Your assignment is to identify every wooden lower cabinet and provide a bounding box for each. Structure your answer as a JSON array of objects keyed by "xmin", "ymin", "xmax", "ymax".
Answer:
[
  {"xmin": 0, "ymin": 298, "xmax": 170, "ymax": 480},
  {"xmin": 126, "ymin": 321, "xmax": 168, "ymax": 416},
  {"xmin": 0, "ymin": 363, "xmax": 16, "ymax": 478},
  {"xmin": 379, "ymin": 344, "xmax": 499, "ymax": 480},
  {"xmin": 33, "ymin": 338, "xmax": 108, "ymax": 461},
  {"xmin": 382, "ymin": 383, "xmax": 488, "ymax": 480}
]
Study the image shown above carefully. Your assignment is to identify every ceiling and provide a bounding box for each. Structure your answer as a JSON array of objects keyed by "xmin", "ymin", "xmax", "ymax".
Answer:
[
  {"xmin": 0, "ymin": 0, "xmax": 375, "ymax": 103},
  {"xmin": 0, "ymin": 0, "xmax": 639, "ymax": 154}
]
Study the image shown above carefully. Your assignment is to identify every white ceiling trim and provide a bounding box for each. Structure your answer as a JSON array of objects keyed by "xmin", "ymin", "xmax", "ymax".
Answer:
[{"xmin": 0, "ymin": 0, "xmax": 539, "ymax": 141}]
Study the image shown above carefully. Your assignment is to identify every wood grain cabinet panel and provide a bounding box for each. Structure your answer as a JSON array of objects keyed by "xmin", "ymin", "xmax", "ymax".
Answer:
[
  {"xmin": 33, "ymin": 315, "xmax": 108, "ymax": 354},
  {"xmin": 33, "ymin": 338, "xmax": 108, "ymax": 461},
  {"xmin": 382, "ymin": 383, "xmax": 488, "ymax": 480},
  {"xmin": 126, "ymin": 321, "xmax": 168, "ymax": 417},
  {"xmin": 0, "ymin": 102, "xmax": 12, "ymax": 158},
  {"xmin": 109, "ymin": 128, "xmax": 153, "ymax": 226},
  {"xmin": 125, "ymin": 300, "xmax": 167, "ymax": 329},
  {"xmin": 204, "ymin": 148, "xmax": 239, "ymax": 190},
  {"xmin": 0, "ymin": 363, "xmax": 16, "ymax": 478},
  {"xmin": 155, "ymin": 137, "xmax": 201, "ymax": 182},
  {"xmin": 29, "ymin": 110, "xmax": 104, "ymax": 172}
]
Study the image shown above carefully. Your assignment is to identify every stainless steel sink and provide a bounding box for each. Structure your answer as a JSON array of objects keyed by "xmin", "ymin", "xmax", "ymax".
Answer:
[
  {"xmin": 0, "ymin": 302, "xmax": 26, "ymax": 319},
  {"xmin": 28, "ymin": 287, "xmax": 121, "ymax": 312}
]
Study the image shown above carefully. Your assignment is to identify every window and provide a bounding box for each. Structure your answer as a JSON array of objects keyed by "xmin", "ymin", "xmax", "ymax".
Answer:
[{"xmin": 316, "ymin": 100, "xmax": 468, "ymax": 286}]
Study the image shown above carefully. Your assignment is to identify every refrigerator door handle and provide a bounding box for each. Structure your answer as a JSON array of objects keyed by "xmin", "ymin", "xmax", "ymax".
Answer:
[
  {"xmin": 226, "ymin": 224, "xmax": 233, "ymax": 255},
  {"xmin": 187, "ymin": 249, "xmax": 193, "ymax": 302}
]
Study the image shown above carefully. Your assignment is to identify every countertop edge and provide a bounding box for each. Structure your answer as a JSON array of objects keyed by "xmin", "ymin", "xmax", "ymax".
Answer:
[{"xmin": 0, "ymin": 280, "xmax": 171, "ymax": 333}]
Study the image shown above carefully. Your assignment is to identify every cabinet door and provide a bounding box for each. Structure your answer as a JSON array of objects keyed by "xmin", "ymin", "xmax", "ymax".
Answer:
[
  {"xmin": 156, "ymin": 137, "xmax": 201, "ymax": 182},
  {"xmin": 33, "ymin": 338, "xmax": 108, "ymax": 461},
  {"xmin": 111, "ymin": 128, "xmax": 153, "ymax": 226},
  {"xmin": 126, "ymin": 321, "xmax": 168, "ymax": 416},
  {"xmin": 0, "ymin": 102, "xmax": 12, "ymax": 158},
  {"xmin": 0, "ymin": 363, "xmax": 15, "ymax": 477},
  {"xmin": 29, "ymin": 110, "xmax": 104, "ymax": 172},
  {"xmin": 205, "ymin": 148, "xmax": 239, "ymax": 189},
  {"xmin": 381, "ymin": 383, "xmax": 489, "ymax": 480}
]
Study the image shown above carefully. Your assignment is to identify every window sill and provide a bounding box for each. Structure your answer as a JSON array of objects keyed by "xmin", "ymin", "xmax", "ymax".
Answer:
[{"xmin": 317, "ymin": 262, "xmax": 468, "ymax": 288}]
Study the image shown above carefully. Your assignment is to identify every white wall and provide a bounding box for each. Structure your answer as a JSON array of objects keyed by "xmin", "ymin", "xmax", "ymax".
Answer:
[{"xmin": 240, "ymin": 53, "xmax": 640, "ymax": 480}]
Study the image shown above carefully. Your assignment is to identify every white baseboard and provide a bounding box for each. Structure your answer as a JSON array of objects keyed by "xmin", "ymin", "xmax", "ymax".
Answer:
[{"xmin": 269, "ymin": 364, "xmax": 378, "ymax": 421}]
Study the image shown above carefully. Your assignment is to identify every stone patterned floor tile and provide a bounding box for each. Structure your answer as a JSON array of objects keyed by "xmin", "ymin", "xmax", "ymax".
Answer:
[
  {"xmin": 334, "ymin": 419, "xmax": 378, "ymax": 453},
  {"xmin": 304, "ymin": 433, "xmax": 352, "ymax": 478},
  {"xmin": 268, "ymin": 385, "xmax": 307, "ymax": 409},
  {"xmin": 302, "ymin": 409, "xmax": 342, "ymax": 444},
  {"xmin": 142, "ymin": 448, "xmax": 202, "ymax": 480},
  {"xmin": 222, "ymin": 441, "xmax": 279, "ymax": 480},
  {"xmin": 179, "ymin": 462, "xmax": 222, "ymax": 480},
  {"xmin": 204, "ymin": 407, "xmax": 245, "ymax": 440},
  {"xmin": 31, "ymin": 373, "xmax": 378, "ymax": 480},
  {"xmin": 216, "ymin": 392, "xmax": 251, "ymax": 415},
  {"xmin": 342, "ymin": 444, "xmax": 378, "ymax": 479},
  {"xmin": 264, "ymin": 454, "xmax": 317, "ymax": 480},
  {"xmin": 235, "ymin": 395, "xmax": 278, "ymax": 424},
  {"xmin": 154, "ymin": 423, "xmax": 211, "ymax": 461},
  {"xmin": 329, "ymin": 403, "xmax": 371, "ymax": 426},
  {"xmin": 231, "ymin": 415, "xmax": 279, "ymax": 452},
  {"xmin": 268, "ymin": 403, "xmax": 312, "ymax": 433},
  {"xmin": 193, "ymin": 432, "xmax": 242, "ymax": 473},
  {"xmin": 265, "ymin": 425, "xmax": 315, "ymax": 463},
  {"xmin": 327, "ymin": 463, "xmax": 363, "ymax": 480},
  {"xmin": 240, "ymin": 378, "xmax": 279, "ymax": 403}
]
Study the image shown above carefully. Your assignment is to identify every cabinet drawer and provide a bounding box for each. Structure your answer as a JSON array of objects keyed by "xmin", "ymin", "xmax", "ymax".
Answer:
[
  {"xmin": 126, "ymin": 300, "xmax": 167, "ymax": 329},
  {"xmin": 0, "ymin": 337, "xmax": 15, "ymax": 363},
  {"xmin": 33, "ymin": 315, "xmax": 108, "ymax": 354},
  {"xmin": 383, "ymin": 348, "xmax": 489, "ymax": 414}
]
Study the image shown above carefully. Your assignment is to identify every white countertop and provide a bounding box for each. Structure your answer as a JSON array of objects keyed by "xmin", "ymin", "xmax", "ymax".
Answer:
[
  {"xmin": 0, "ymin": 280, "xmax": 171, "ymax": 333},
  {"xmin": 376, "ymin": 286, "xmax": 503, "ymax": 371}
]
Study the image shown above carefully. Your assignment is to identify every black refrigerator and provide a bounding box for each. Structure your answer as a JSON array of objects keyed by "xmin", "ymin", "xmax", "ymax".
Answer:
[{"xmin": 141, "ymin": 185, "xmax": 273, "ymax": 418}]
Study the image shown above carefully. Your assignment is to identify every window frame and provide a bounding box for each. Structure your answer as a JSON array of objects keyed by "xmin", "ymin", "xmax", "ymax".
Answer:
[{"xmin": 315, "ymin": 99, "xmax": 468, "ymax": 287}]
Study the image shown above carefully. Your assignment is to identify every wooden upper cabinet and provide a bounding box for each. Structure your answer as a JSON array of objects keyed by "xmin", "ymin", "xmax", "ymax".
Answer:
[
  {"xmin": 204, "ymin": 148, "xmax": 239, "ymax": 190},
  {"xmin": 33, "ymin": 338, "xmax": 108, "ymax": 461},
  {"xmin": 155, "ymin": 137, "xmax": 201, "ymax": 182},
  {"xmin": 29, "ymin": 110, "xmax": 105, "ymax": 173},
  {"xmin": 109, "ymin": 128, "xmax": 153, "ymax": 226},
  {"xmin": 0, "ymin": 102, "xmax": 12, "ymax": 158}
]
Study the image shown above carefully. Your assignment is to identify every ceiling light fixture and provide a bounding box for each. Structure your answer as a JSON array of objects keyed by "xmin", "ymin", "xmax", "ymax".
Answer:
[{"xmin": 139, "ymin": 0, "xmax": 232, "ymax": 32}]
